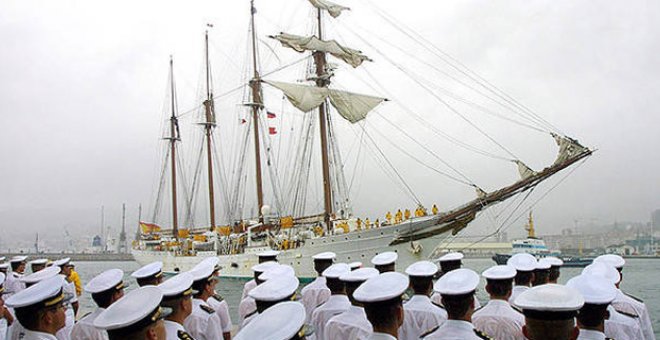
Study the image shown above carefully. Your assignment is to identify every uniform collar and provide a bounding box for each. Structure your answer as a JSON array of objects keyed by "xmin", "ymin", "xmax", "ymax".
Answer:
[
  {"xmin": 486, "ymin": 299, "xmax": 511, "ymax": 307},
  {"xmin": 370, "ymin": 332, "xmax": 397, "ymax": 340},
  {"xmin": 443, "ymin": 319, "xmax": 474, "ymax": 331},
  {"xmin": 22, "ymin": 329, "xmax": 58, "ymax": 339},
  {"xmin": 408, "ymin": 294, "xmax": 431, "ymax": 303},
  {"xmin": 577, "ymin": 329, "xmax": 606, "ymax": 340}
]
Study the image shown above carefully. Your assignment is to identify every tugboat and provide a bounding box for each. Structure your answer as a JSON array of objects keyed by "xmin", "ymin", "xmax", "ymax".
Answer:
[{"xmin": 492, "ymin": 212, "xmax": 592, "ymax": 267}]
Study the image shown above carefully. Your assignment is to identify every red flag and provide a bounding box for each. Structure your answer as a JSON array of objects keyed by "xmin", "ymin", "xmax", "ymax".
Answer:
[
  {"xmin": 267, "ymin": 112, "xmax": 276, "ymax": 119},
  {"xmin": 240, "ymin": 118, "xmax": 247, "ymax": 124},
  {"xmin": 269, "ymin": 127, "xmax": 277, "ymax": 135}
]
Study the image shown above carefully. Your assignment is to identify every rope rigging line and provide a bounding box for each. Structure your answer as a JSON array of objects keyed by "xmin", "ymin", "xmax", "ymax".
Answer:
[{"xmin": 362, "ymin": 0, "xmax": 564, "ymax": 135}]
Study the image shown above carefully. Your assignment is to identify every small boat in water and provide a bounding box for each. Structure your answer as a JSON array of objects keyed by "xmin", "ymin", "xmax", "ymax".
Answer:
[{"xmin": 492, "ymin": 212, "xmax": 593, "ymax": 267}]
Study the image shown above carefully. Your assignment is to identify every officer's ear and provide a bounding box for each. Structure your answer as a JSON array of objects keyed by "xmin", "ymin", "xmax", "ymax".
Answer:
[
  {"xmin": 603, "ymin": 309, "xmax": 610, "ymax": 321},
  {"xmin": 570, "ymin": 326, "xmax": 579, "ymax": 340},
  {"xmin": 522, "ymin": 325, "xmax": 529, "ymax": 339}
]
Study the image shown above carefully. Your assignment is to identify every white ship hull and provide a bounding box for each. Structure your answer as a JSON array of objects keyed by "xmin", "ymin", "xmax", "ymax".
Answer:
[{"xmin": 132, "ymin": 215, "xmax": 450, "ymax": 279}]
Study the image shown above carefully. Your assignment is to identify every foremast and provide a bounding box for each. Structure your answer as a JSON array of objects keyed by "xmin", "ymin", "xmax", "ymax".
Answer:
[
  {"xmin": 167, "ymin": 56, "xmax": 180, "ymax": 242},
  {"xmin": 249, "ymin": 0, "xmax": 265, "ymax": 223},
  {"xmin": 202, "ymin": 30, "xmax": 218, "ymax": 231}
]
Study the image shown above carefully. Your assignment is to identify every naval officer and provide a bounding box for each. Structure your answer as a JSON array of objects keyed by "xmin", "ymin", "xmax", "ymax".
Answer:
[
  {"xmin": 184, "ymin": 261, "xmax": 223, "ymax": 340},
  {"xmin": 472, "ymin": 265, "xmax": 524, "ymax": 340},
  {"xmin": 70, "ymin": 269, "xmax": 126, "ymax": 340},
  {"xmin": 431, "ymin": 252, "xmax": 481, "ymax": 309},
  {"xmin": 370, "ymin": 252, "xmax": 397, "ymax": 273},
  {"xmin": 310, "ymin": 263, "xmax": 351, "ymax": 339},
  {"xmin": 238, "ymin": 261, "xmax": 278, "ymax": 323},
  {"xmin": 29, "ymin": 259, "xmax": 48, "ymax": 274},
  {"xmin": 566, "ymin": 274, "xmax": 618, "ymax": 340},
  {"xmin": 7, "ymin": 266, "xmax": 61, "ymax": 340},
  {"xmin": 239, "ymin": 250, "xmax": 280, "ymax": 301},
  {"xmin": 532, "ymin": 259, "xmax": 551, "ymax": 286},
  {"xmin": 422, "ymin": 268, "xmax": 490, "ymax": 339},
  {"xmin": 132, "ymin": 262, "xmax": 164, "ymax": 287},
  {"xmin": 157, "ymin": 272, "xmax": 195, "ymax": 340},
  {"xmin": 582, "ymin": 262, "xmax": 645, "ymax": 340},
  {"xmin": 324, "ymin": 268, "xmax": 379, "ymax": 340},
  {"xmin": 0, "ymin": 261, "xmax": 9, "ymax": 275},
  {"xmin": 506, "ymin": 253, "xmax": 537, "ymax": 305},
  {"xmin": 5, "ymin": 275, "xmax": 69, "ymax": 340},
  {"xmin": 515, "ymin": 284, "xmax": 584, "ymax": 340},
  {"xmin": 540, "ymin": 257, "xmax": 564, "ymax": 284},
  {"xmin": 399, "ymin": 261, "xmax": 446, "ymax": 340},
  {"xmin": 5, "ymin": 256, "xmax": 28, "ymax": 298},
  {"xmin": 354, "ymin": 272, "xmax": 409, "ymax": 340},
  {"xmin": 234, "ymin": 301, "xmax": 310, "ymax": 340},
  {"xmin": 240, "ymin": 261, "xmax": 278, "ymax": 300},
  {"xmin": 191, "ymin": 258, "xmax": 231, "ymax": 340},
  {"xmin": 1, "ymin": 272, "xmax": 13, "ymax": 340},
  {"xmin": 243, "ymin": 273, "xmax": 299, "ymax": 329},
  {"xmin": 53, "ymin": 258, "xmax": 78, "ymax": 340},
  {"xmin": 94, "ymin": 286, "xmax": 168, "ymax": 340},
  {"xmin": 595, "ymin": 254, "xmax": 655, "ymax": 340},
  {"xmin": 301, "ymin": 252, "xmax": 334, "ymax": 322}
]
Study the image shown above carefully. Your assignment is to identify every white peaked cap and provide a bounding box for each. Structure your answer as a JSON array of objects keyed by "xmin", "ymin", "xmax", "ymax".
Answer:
[
  {"xmin": 131, "ymin": 261, "xmax": 163, "ymax": 279},
  {"xmin": 189, "ymin": 262, "xmax": 215, "ymax": 282},
  {"xmin": 94, "ymin": 286, "xmax": 166, "ymax": 330},
  {"xmin": 566, "ymin": 275, "xmax": 617, "ymax": 305},
  {"xmin": 0, "ymin": 272, "xmax": 4, "ymax": 285},
  {"xmin": 482, "ymin": 265, "xmax": 517, "ymax": 280},
  {"xmin": 21, "ymin": 265, "xmax": 61, "ymax": 284},
  {"xmin": 193, "ymin": 257, "xmax": 221, "ymax": 272},
  {"xmin": 312, "ymin": 252, "xmax": 336, "ymax": 260},
  {"xmin": 0, "ymin": 256, "xmax": 5, "ymax": 262},
  {"xmin": 582, "ymin": 263, "xmax": 620, "ymax": 285},
  {"xmin": 251, "ymin": 261, "xmax": 279, "ymax": 273},
  {"xmin": 438, "ymin": 252, "xmax": 464, "ymax": 262},
  {"xmin": 322, "ymin": 263, "xmax": 351, "ymax": 279},
  {"xmin": 540, "ymin": 256, "xmax": 564, "ymax": 267},
  {"xmin": 0, "ymin": 263, "xmax": 9, "ymax": 269},
  {"xmin": 348, "ymin": 262, "xmax": 362, "ymax": 270},
  {"xmin": 6, "ymin": 275, "xmax": 65, "ymax": 308},
  {"xmin": 248, "ymin": 275, "xmax": 299, "ymax": 302},
  {"xmin": 594, "ymin": 254, "xmax": 625, "ymax": 269},
  {"xmin": 370, "ymin": 251, "xmax": 398, "ymax": 266},
  {"xmin": 258, "ymin": 264, "xmax": 295, "ymax": 281},
  {"xmin": 159, "ymin": 272, "xmax": 194, "ymax": 298},
  {"xmin": 340, "ymin": 267, "xmax": 379, "ymax": 282},
  {"xmin": 405, "ymin": 261, "xmax": 438, "ymax": 277},
  {"xmin": 507, "ymin": 253, "xmax": 537, "ymax": 272},
  {"xmin": 53, "ymin": 258, "xmax": 71, "ymax": 267},
  {"xmin": 234, "ymin": 301, "xmax": 306, "ymax": 340},
  {"xmin": 10, "ymin": 256, "xmax": 28, "ymax": 263},
  {"xmin": 535, "ymin": 260, "xmax": 551, "ymax": 270},
  {"xmin": 434, "ymin": 268, "xmax": 479, "ymax": 295},
  {"xmin": 354, "ymin": 272, "xmax": 409, "ymax": 303},
  {"xmin": 257, "ymin": 250, "xmax": 280, "ymax": 258},
  {"xmin": 515, "ymin": 284, "xmax": 584, "ymax": 312},
  {"xmin": 30, "ymin": 258, "xmax": 49, "ymax": 265},
  {"xmin": 85, "ymin": 269, "xmax": 125, "ymax": 294}
]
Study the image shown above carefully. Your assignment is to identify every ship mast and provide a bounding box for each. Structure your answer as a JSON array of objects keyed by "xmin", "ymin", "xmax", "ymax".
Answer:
[
  {"xmin": 249, "ymin": 0, "xmax": 265, "ymax": 223},
  {"xmin": 203, "ymin": 30, "xmax": 218, "ymax": 231},
  {"xmin": 168, "ymin": 56, "xmax": 179, "ymax": 241},
  {"xmin": 313, "ymin": 8, "xmax": 334, "ymax": 231}
]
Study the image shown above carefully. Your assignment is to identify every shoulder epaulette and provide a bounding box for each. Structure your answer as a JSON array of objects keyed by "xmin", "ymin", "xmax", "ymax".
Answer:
[
  {"xmin": 474, "ymin": 329, "xmax": 493, "ymax": 340},
  {"xmin": 624, "ymin": 292, "xmax": 644, "ymax": 303},
  {"xmin": 431, "ymin": 301, "xmax": 445, "ymax": 309},
  {"xmin": 245, "ymin": 310, "xmax": 257, "ymax": 319},
  {"xmin": 80, "ymin": 312, "xmax": 92, "ymax": 320},
  {"xmin": 473, "ymin": 305, "xmax": 484, "ymax": 313},
  {"xmin": 212, "ymin": 293, "xmax": 224, "ymax": 302},
  {"xmin": 177, "ymin": 330, "xmax": 194, "ymax": 340},
  {"xmin": 200, "ymin": 304, "xmax": 215, "ymax": 314},
  {"xmin": 419, "ymin": 325, "xmax": 439, "ymax": 338},
  {"xmin": 614, "ymin": 308, "xmax": 639, "ymax": 318},
  {"xmin": 511, "ymin": 305, "xmax": 524, "ymax": 314}
]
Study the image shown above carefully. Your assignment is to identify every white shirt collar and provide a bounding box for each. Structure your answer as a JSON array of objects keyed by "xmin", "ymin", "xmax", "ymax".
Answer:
[
  {"xmin": 369, "ymin": 332, "xmax": 397, "ymax": 340},
  {"xmin": 577, "ymin": 329, "xmax": 606, "ymax": 340},
  {"xmin": 443, "ymin": 319, "xmax": 474, "ymax": 331},
  {"xmin": 486, "ymin": 299, "xmax": 511, "ymax": 307}
]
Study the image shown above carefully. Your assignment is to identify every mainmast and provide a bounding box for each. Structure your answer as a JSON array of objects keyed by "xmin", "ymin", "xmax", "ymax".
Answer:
[
  {"xmin": 313, "ymin": 8, "xmax": 334, "ymax": 231},
  {"xmin": 249, "ymin": 0, "xmax": 265, "ymax": 222},
  {"xmin": 168, "ymin": 56, "xmax": 179, "ymax": 240},
  {"xmin": 202, "ymin": 30, "xmax": 218, "ymax": 231}
]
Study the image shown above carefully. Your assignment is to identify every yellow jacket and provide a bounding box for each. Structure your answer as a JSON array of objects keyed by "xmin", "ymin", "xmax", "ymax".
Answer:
[{"xmin": 69, "ymin": 270, "xmax": 82, "ymax": 296}]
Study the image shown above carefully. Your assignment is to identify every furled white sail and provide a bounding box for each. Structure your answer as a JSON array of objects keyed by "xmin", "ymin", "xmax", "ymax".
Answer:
[
  {"xmin": 552, "ymin": 133, "xmax": 588, "ymax": 164},
  {"xmin": 514, "ymin": 160, "xmax": 537, "ymax": 180},
  {"xmin": 308, "ymin": 0, "xmax": 350, "ymax": 18},
  {"xmin": 269, "ymin": 33, "xmax": 371, "ymax": 68},
  {"xmin": 265, "ymin": 80, "xmax": 386, "ymax": 123}
]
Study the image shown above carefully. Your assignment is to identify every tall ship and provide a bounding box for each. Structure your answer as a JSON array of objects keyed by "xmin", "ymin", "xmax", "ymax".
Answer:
[{"xmin": 132, "ymin": 0, "xmax": 593, "ymax": 279}]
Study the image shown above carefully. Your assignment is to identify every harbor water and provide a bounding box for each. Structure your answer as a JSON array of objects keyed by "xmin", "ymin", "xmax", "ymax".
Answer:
[{"xmin": 73, "ymin": 258, "xmax": 659, "ymax": 337}]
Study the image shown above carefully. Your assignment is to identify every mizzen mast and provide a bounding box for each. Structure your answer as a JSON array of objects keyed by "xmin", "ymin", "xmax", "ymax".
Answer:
[
  {"xmin": 167, "ymin": 56, "xmax": 180, "ymax": 241},
  {"xmin": 249, "ymin": 0, "xmax": 265, "ymax": 223},
  {"xmin": 313, "ymin": 8, "xmax": 334, "ymax": 231},
  {"xmin": 202, "ymin": 30, "xmax": 217, "ymax": 231}
]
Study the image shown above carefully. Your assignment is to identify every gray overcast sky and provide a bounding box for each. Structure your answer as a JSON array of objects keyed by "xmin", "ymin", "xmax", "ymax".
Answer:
[{"xmin": 1, "ymin": 0, "xmax": 658, "ymax": 245}]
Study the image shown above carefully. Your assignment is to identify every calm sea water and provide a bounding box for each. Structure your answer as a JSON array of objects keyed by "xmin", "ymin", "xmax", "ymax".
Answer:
[{"xmin": 73, "ymin": 258, "xmax": 659, "ymax": 337}]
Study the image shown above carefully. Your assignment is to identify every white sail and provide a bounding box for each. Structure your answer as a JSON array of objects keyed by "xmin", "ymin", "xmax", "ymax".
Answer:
[
  {"xmin": 265, "ymin": 80, "xmax": 386, "ymax": 123},
  {"xmin": 514, "ymin": 160, "xmax": 537, "ymax": 180},
  {"xmin": 269, "ymin": 33, "xmax": 371, "ymax": 68},
  {"xmin": 308, "ymin": 0, "xmax": 350, "ymax": 18},
  {"xmin": 552, "ymin": 133, "xmax": 588, "ymax": 164}
]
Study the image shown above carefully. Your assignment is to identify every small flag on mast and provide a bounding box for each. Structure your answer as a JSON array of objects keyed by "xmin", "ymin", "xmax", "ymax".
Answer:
[
  {"xmin": 240, "ymin": 118, "xmax": 247, "ymax": 124},
  {"xmin": 269, "ymin": 127, "xmax": 277, "ymax": 135},
  {"xmin": 267, "ymin": 112, "xmax": 276, "ymax": 118}
]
